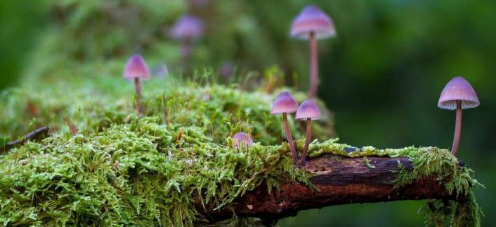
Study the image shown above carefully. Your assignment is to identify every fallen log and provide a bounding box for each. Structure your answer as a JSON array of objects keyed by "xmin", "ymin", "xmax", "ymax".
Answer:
[{"xmin": 201, "ymin": 155, "xmax": 464, "ymax": 224}]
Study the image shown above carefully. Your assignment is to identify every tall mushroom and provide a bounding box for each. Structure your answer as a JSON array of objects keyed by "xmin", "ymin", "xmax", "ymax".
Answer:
[
  {"xmin": 124, "ymin": 54, "xmax": 151, "ymax": 115},
  {"xmin": 232, "ymin": 132, "xmax": 254, "ymax": 149},
  {"xmin": 290, "ymin": 5, "xmax": 336, "ymax": 98},
  {"xmin": 295, "ymin": 99, "xmax": 321, "ymax": 164},
  {"xmin": 170, "ymin": 15, "xmax": 204, "ymax": 71},
  {"xmin": 438, "ymin": 76, "xmax": 480, "ymax": 156},
  {"xmin": 271, "ymin": 91, "xmax": 299, "ymax": 164}
]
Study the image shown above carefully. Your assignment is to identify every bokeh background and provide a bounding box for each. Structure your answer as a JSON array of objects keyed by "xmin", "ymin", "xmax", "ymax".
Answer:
[{"xmin": 1, "ymin": 0, "xmax": 495, "ymax": 226}]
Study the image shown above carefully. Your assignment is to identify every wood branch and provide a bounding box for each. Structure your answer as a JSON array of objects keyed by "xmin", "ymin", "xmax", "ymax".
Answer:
[
  {"xmin": 0, "ymin": 127, "xmax": 50, "ymax": 154},
  {"xmin": 200, "ymin": 155, "xmax": 464, "ymax": 224}
]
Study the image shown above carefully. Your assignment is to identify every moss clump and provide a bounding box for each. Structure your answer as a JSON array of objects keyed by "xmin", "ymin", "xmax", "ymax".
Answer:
[
  {"xmin": 0, "ymin": 78, "xmax": 335, "ymax": 144},
  {"xmin": 420, "ymin": 191, "xmax": 482, "ymax": 227},
  {"xmin": 0, "ymin": 127, "xmax": 482, "ymax": 226},
  {"xmin": 0, "ymin": 117, "xmax": 311, "ymax": 226}
]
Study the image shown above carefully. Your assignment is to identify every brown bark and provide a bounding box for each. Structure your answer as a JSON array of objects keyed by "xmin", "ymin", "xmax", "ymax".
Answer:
[{"xmin": 200, "ymin": 155, "xmax": 463, "ymax": 223}]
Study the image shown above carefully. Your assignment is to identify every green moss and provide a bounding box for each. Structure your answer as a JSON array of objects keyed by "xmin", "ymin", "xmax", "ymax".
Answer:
[
  {"xmin": 0, "ymin": 0, "xmax": 482, "ymax": 225},
  {"xmin": 0, "ymin": 78, "xmax": 334, "ymax": 144},
  {"xmin": 420, "ymin": 191, "xmax": 482, "ymax": 227},
  {"xmin": 363, "ymin": 157, "xmax": 376, "ymax": 169},
  {"xmin": 307, "ymin": 140, "xmax": 482, "ymax": 227},
  {"xmin": 0, "ymin": 70, "xmax": 480, "ymax": 227},
  {"xmin": 0, "ymin": 117, "xmax": 311, "ymax": 226},
  {"xmin": 0, "ymin": 122, "xmax": 482, "ymax": 226}
]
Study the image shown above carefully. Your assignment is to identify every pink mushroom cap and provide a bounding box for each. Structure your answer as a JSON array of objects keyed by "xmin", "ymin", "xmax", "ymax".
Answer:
[
  {"xmin": 170, "ymin": 15, "xmax": 204, "ymax": 40},
  {"xmin": 123, "ymin": 54, "xmax": 151, "ymax": 80},
  {"xmin": 290, "ymin": 5, "xmax": 336, "ymax": 40},
  {"xmin": 438, "ymin": 76, "xmax": 480, "ymax": 110},
  {"xmin": 271, "ymin": 91, "xmax": 299, "ymax": 114},
  {"xmin": 233, "ymin": 132, "xmax": 254, "ymax": 148},
  {"xmin": 295, "ymin": 99, "xmax": 322, "ymax": 120}
]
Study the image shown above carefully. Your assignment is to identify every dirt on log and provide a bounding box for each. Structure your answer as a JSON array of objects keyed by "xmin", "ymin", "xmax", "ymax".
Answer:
[{"xmin": 200, "ymin": 155, "xmax": 461, "ymax": 223}]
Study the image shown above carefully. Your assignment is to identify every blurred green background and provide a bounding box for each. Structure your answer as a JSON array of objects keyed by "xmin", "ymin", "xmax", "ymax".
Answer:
[{"xmin": 0, "ymin": 0, "xmax": 495, "ymax": 226}]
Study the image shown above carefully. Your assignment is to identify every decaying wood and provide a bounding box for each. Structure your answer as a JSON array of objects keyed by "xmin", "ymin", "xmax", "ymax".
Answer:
[
  {"xmin": 0, "ymin": 127, "xmax": 50, "ymax": 154},
  {"xmin": 200, "ymin": 155, "xmax": 463, "ymax": 223}
]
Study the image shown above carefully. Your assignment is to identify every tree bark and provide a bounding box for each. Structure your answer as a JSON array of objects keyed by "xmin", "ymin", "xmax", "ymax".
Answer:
[{"xmin": 200, "ymin": 154, "xmax": 463, "ymax": 223}]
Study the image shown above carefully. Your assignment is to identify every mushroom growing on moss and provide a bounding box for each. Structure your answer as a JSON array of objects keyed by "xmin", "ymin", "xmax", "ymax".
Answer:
[
  {"xmin": 232, "ymin": 132, "xmax": 253, "ymax": 148},
  {"xmin": 291, "ymin": 5, "xmax": 336, "ymax": 98},
  {"xmin": 271, "ymin": 91, "xmax": 299, "ymax": 164},
  {"xmin": 438, "ymin": 76, "xmax": 480, "ymax": 156},
  {"xmin": 123, "ymin": 54, "xmax": 151, "ymax": 115},
  {"xmin": 295, "ymin": 99, "xmax": 321, "ymax": 164},
  {"xmin": 170, "ymin": 15, "xmax": 204, "ymax": 70}
]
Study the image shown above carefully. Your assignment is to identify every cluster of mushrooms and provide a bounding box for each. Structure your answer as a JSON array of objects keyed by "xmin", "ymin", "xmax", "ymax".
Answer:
[
  {"xmin": 234, "ymin": 91, "xmax": 322, "ymax": 165},
  {"xmin": 122, "ymin": 5, "xmax": 480, "ymax": 166},
  {"xmin": 124, "ymin": 5, "xmax": 335, "ymax": 119},
  {"xmin": 271, "ymin": 92, "xmax": 321, "ymax": 165}
]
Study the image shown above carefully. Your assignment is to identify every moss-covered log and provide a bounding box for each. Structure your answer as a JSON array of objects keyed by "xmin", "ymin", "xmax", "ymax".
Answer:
[
  {"xmin": 0, "ymin": 107, "xmax": 481, "ymax": 227},
  {"xmin": 202, "ymin": 155, "xmax": 464, "ymax": 223}
]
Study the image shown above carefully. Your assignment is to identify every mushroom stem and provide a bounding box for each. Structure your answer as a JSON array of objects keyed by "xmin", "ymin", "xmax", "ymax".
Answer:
[
  {"xmin": 187, "ymin": 0, "xmax": 194, "ymax": 13},
  {"xmin": 452, "ymin": 100, "xmax": 462, "ymax": 156},
  {"xmin": 301, "ymin": 118, "xmax": 312, "ymax": 164},
  {"xmin": 134, "ymin": 78, "xmax": 142, "ymax": 115},
  {"xmin": 283, "ymin": 113, "xmax": 298, "ymax": 164},
  {"xmin": 308, "ymin": 32, "xmax": 318, "ymax": 98},
  {"xmin": 181, "ymin": 39, "xmax": 192, "ymax": 72}
]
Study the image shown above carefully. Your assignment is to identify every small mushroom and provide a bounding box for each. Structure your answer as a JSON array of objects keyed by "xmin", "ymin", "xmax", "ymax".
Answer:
[
  {"xmin": 290, "ymin": 5, "xmax": 336, "ymax": 98},
  {"xmin": 295, "ymin": 99, "xmax": 321, "ymax": 164},
  {"xmin": 232, "ymin": 132, "xmax": 254, "ymax": 148},
  {"xmin": 271, "ymin": 91, "xmax": 299, "ymax": 164},
  {"xmin": 438, "ymin": 77, "xmax": 480, "ymax": 156},
  {"xmin": 170, "ymin": 15, "xmax": 204, "ymax": 70},
  {"xmin": 124, "ymin": 54, "xmax": 151, "ymax": 115},
  {"xmin": 220, "ymin": 62, "xmax": 234, "ymax": 79}
]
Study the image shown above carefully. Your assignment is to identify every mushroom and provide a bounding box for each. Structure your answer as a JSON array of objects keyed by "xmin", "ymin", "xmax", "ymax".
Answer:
[
  {"xmin": 220, "ymin": 62, "xmax": 234, "ymax": 79},
  {"xmin": 438, "ymin": 76, "xmax": 480, "ymax": 156},
  {"xmin": 290, "ymin": 5, "xmax": 336, "ymax": 98},
  {"xmin": 271, "ymin": 91, "xmax": 299, "ymax": 164},
  {"xmin": 124, "ymin": 54, "xmax": 151, "ymax": 115},
  {"xmin": 232, "ymin": 132, "xmax": 254, "ymax": 148},
  {"xmin": 170, "ymin": 15, "xmax": 204, "ymax": 70},
  {"xmin": 295, "ymin": 99, "xmax": 321, "ymax": 164}
]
